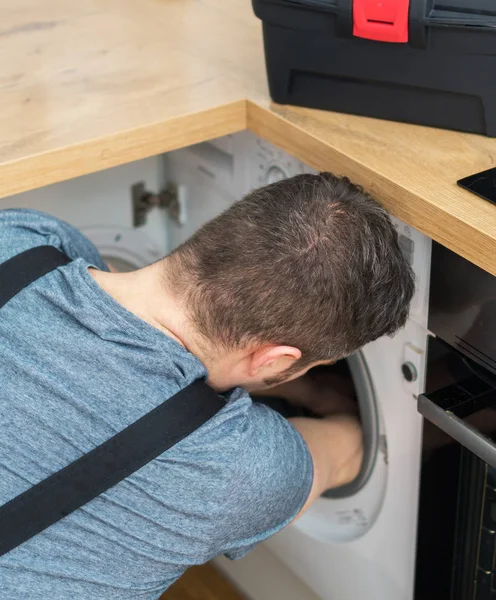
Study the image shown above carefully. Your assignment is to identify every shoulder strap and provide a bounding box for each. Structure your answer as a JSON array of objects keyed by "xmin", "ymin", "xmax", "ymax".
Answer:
[
  {"xmin": 0, "ymin": 245, "xmax": 225, "ymax": 557},
  {"xmin": 0, "ymin": 380, "xmax": 224, "ymax": 557},
  {"xmin": 0, "ymin": 245, "xmax": 71, "ymax": 309}
]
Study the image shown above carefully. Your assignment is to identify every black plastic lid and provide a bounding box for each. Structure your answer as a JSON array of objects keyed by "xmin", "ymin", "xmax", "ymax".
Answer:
[{"xmin": 282, "ymin": 0, "xmax": 496, "ymax": 27}]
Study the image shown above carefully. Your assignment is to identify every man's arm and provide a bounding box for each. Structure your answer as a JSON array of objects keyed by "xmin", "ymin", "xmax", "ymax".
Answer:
[{"xmin": 289, "ymin": 415, "xmax": 363, "ymax": 519}]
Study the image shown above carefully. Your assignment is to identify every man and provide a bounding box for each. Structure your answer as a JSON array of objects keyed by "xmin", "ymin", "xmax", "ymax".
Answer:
[{"xmin": 0, "ymin": 173, "xmax": 413, "ymax": 599}]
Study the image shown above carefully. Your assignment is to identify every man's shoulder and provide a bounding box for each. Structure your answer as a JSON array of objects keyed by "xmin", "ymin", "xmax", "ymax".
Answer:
[
  {"xmin": 0, "ymin": 208, "xmax": 107, "ymax": 269},
  {"xmin": 199, "ymin": 388, "xmax": 312, "ymax": 494}
]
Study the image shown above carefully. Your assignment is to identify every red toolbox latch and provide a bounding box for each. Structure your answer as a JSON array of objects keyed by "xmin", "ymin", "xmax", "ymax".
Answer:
[{"xmin": 353, "ymin": 0, "xmax": 410, "ymax": 43}]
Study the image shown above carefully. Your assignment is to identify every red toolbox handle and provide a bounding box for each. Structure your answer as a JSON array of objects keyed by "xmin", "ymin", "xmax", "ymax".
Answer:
[{"xmin": 353, "ymin": 0, "xmax": 410, "ymax": 43}]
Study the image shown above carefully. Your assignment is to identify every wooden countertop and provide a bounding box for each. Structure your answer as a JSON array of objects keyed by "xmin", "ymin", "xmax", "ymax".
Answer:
[{"xmin": 1, "ymin": 0, "xmax": 495, "ymax": 275}]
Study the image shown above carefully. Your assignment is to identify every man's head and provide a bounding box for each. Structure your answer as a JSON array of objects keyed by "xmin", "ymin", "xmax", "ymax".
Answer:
[{"xmin": 166, "ymin": 173, "xmax": 414, "ymax": 391}]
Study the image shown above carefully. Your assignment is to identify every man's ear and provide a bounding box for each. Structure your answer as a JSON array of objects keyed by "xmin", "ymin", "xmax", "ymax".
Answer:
[{"xmin": 248, "ymin": 345, "xmax": 302, "ymax": 377}]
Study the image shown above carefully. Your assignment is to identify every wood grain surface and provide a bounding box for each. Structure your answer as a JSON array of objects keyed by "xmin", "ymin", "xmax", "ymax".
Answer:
[
  {"xmin": 0, "ymin": 0, "xmax": 495, "ymax": 274},
  {"xmin": 160, "ymin": 564, "xmax": 246, "ymax": 600}
]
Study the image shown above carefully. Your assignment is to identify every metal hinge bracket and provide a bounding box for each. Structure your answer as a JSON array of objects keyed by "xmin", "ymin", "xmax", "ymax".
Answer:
[{"xmin": 132, "ymin": 181, "xmax": 181, "ymax": 227}]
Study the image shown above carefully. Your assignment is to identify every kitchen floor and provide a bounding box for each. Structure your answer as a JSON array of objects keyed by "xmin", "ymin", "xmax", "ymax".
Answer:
[{"xmin": 160, "ymin": 564, "xmax": 246, "ymax": 600}]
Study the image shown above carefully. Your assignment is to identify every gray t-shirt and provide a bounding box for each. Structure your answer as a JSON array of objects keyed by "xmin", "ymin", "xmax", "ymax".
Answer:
[{"xmin": 0, "ymin": 209, "xmax": 313, "ymax": 600}]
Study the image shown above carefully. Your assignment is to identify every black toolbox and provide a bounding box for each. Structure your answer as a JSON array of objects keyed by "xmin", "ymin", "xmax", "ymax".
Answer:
[{"xmin": 252, "ymin": 0, "xmax": 496, "ymax": 136}]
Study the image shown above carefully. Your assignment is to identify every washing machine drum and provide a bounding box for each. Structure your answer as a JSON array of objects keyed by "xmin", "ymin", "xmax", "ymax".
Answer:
[{"xmin": 82, "ymin": 227, "xmax": 163, "ymax": 271}]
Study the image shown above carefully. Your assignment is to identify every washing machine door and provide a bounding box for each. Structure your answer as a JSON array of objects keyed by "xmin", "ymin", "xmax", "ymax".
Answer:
[
  {"xmin": 287, "ymin": 351, "xmax": 388, "ymax": 543},
  {"xmin": 83, "ymin": 227, "xmax": 163, "ymax": 271}
]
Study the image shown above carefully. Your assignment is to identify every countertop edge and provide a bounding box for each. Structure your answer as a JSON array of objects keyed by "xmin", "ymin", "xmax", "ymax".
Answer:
[{"xmin": 0, "ymin": 100, "xmax": 247, "ymax": 200}]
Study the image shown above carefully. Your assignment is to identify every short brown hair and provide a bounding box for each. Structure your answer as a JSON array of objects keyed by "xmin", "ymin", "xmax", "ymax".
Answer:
[{"xmin": 168, "ymin": 173, "xmax": 414, "ymax": 369}]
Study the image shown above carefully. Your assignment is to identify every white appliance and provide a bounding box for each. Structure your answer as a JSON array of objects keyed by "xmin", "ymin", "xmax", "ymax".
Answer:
[{"xmin": 1, "ymin": 132, "xmax": 431, "ymax": 600}]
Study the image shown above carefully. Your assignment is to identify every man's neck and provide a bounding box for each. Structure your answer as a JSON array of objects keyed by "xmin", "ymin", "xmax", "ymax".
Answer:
[
  {"xmin": 88, "ymin": 261, "xmax": 248, "ymax": 392},
  {"xmin": 89, "ymin": 261, "xmax": 195, "ymax": 352}
]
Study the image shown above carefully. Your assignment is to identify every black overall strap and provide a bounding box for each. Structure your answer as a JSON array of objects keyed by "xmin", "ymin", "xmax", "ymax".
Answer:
[
  {"xmin": 0, "ymin": 245, "xmax": 72, "ymax": 309},
  {"xmin": 0, "ymin": 245, "xmax": 224, "ymax": 557}
]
